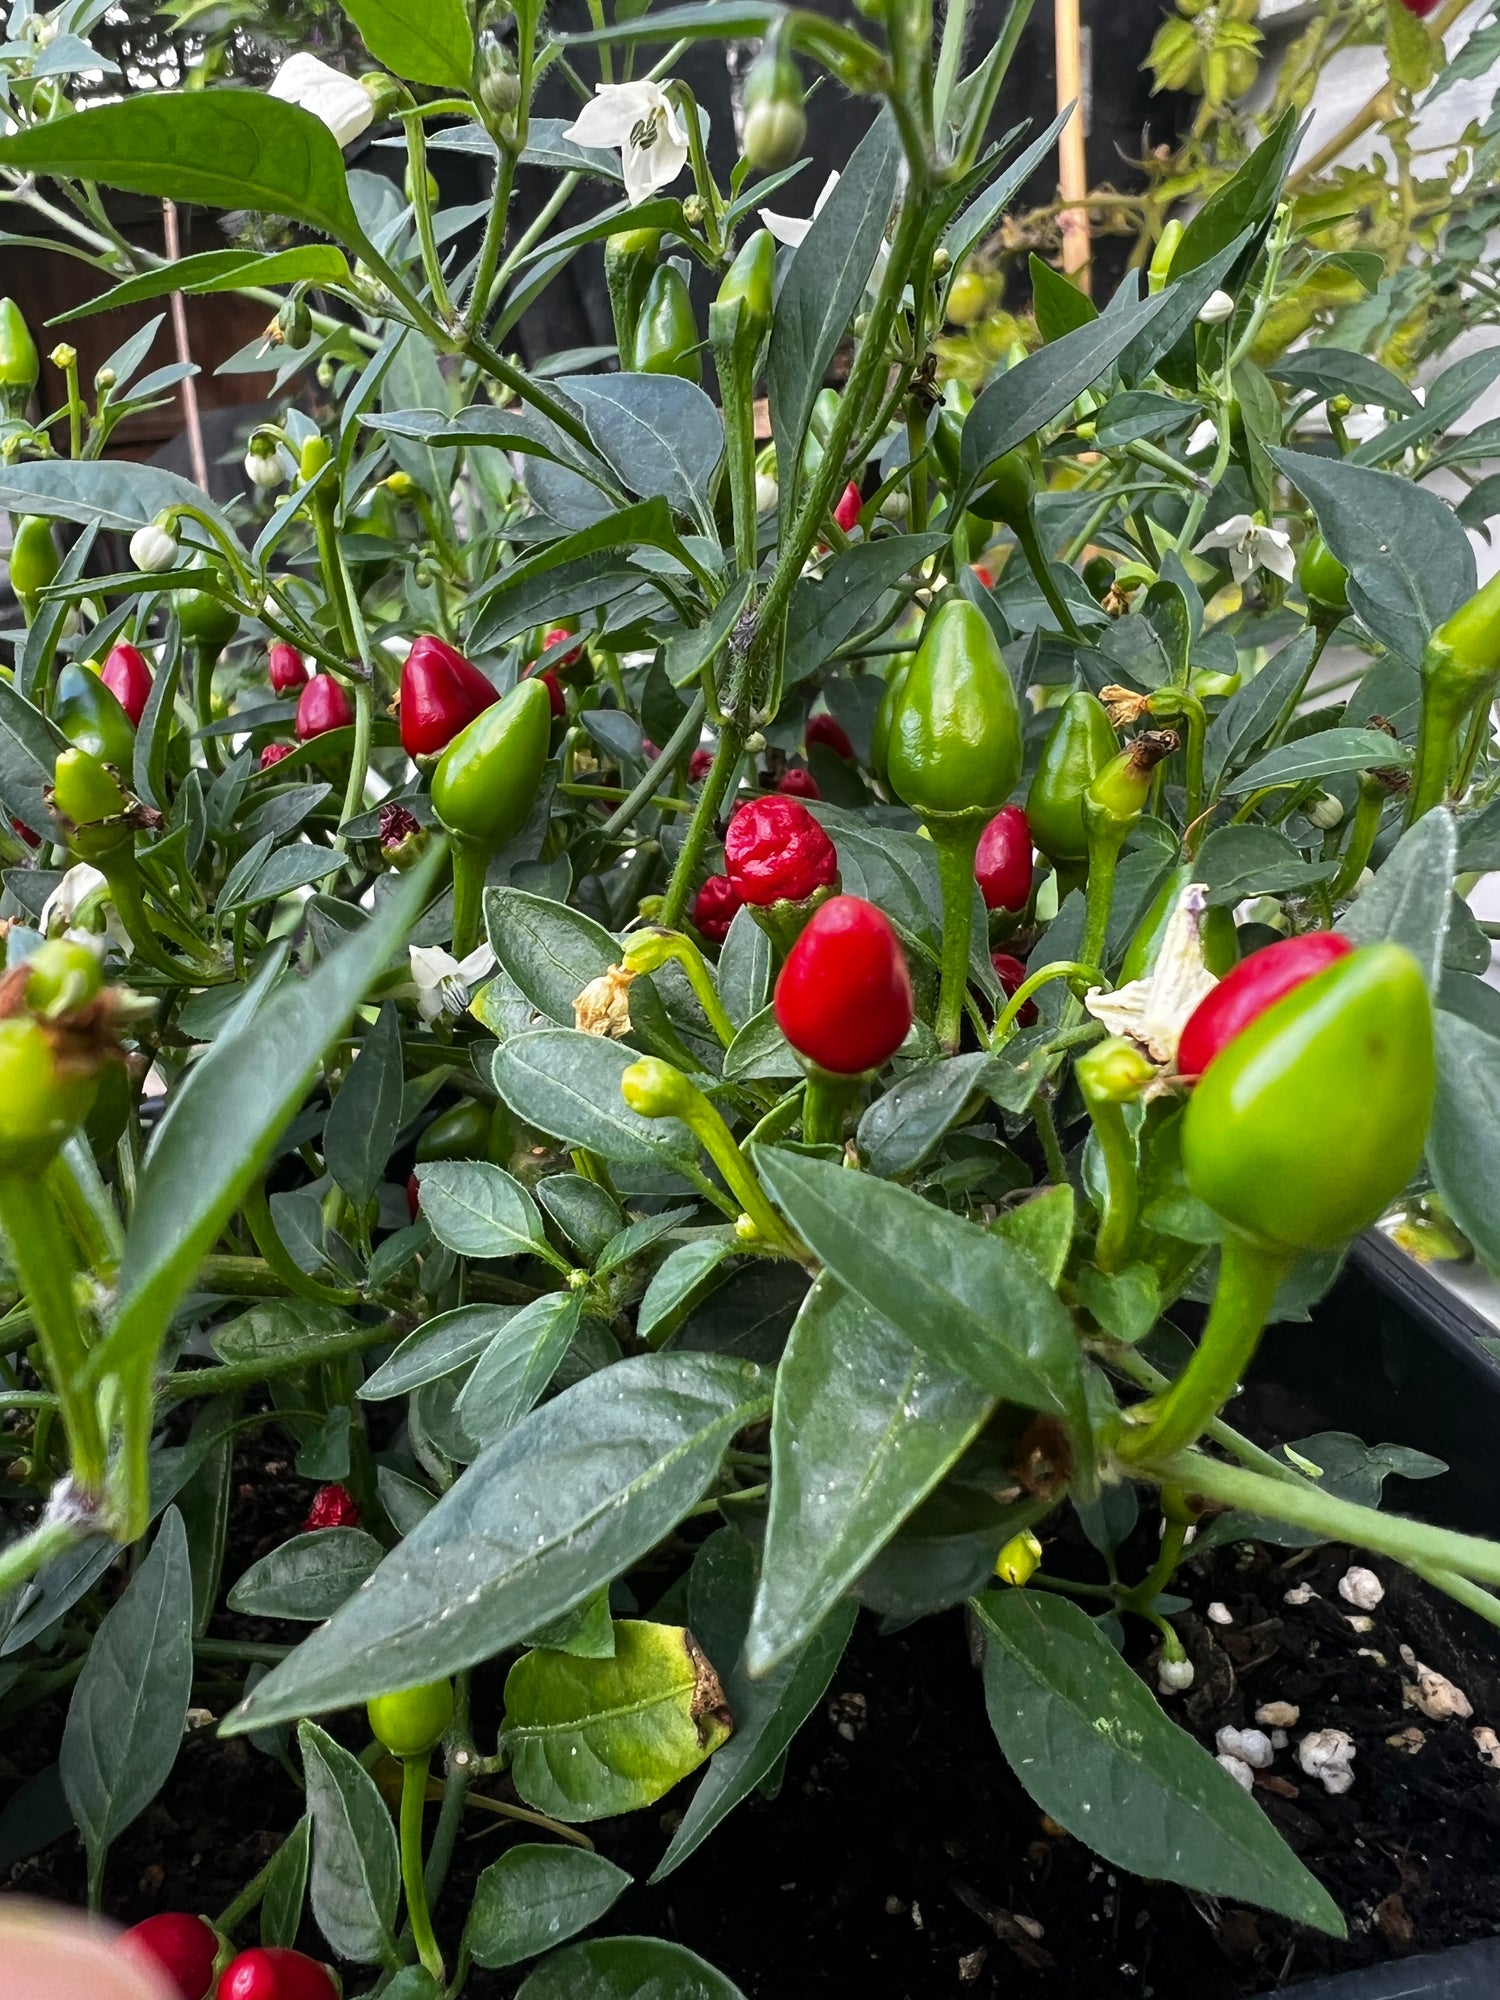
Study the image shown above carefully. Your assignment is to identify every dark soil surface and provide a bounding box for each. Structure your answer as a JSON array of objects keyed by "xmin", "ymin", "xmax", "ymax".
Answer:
[{"xmin": 7, "ymin": 1438, "xmax": 1500, "ymax": 1997}]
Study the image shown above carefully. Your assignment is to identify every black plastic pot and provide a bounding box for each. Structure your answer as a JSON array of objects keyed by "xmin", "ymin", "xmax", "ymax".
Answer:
[{"xmin": 1252, "ymin": 1233, "xmax": 1500, "ymax": 1997}]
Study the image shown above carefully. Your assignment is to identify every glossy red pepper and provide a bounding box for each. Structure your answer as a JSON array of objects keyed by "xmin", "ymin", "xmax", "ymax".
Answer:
[
  {"xmin": 541, "ymin": 624, "xmax": 582, "ymax": 668},
  {"xmin": 689, "ymin": 747, "xmax": 714, "ymax": 783},
  {"xmin": 259, "ymin": 742, "xmax": 294, "ymax": 770},
  {"xmin": 120, "ymin": 1912, "xmax": 220, "ymax": 2000},
  {"xmin": 11, "ymin": 817, "xmax": 40, "ymax": 848},
  {"xmin": 533, "ymin": 668, "xmax": 566, "ymax": 718},
  {"xmin": 268, "ymin": 642, "xmax": 308, "ymax": 694},
  {"xmin": 295, "ymin": 675, "xmax": 353, "ymax": 741},
  {"xmin": 302, "ymin": 1482, "xmax": 360, "ymax": 1531},
  {"xmin": 778, "ymin": 767, "xmax": 821, "ymax": 799},
  {"xmin": 101, "ymin": 643, "xmax": 153, "ymax": 727},
  {"xmin": 990, "ymin": 951, "xmax": 1037, "ymax": 1025},
  {"xmin": 806, "ymin": 711, "xmax": 854, "ymax": 760},
  {"xmin": 1398, "ymin": 0, "xmax": 1440, "ymax": 14},
  {"xmin": 1177, "ymin": 930, "xmax": 1352, "ymax": 1078},
  {"xmin": 974, "ymin": 804, "xmax": 1032, "ymax": 913},
  {"xmin": 400, "ymin": 635, "xmax": 497, "ymax": 758},
  {"xmin": 692, "ymin": 873, "xmax": 742, "ymax": 943},
  {"xmin": 215, "ymin": 1947, "xmax": 340, "ymax": 2000},
  {"xmin": 774, "ymin": 894, "xmax": 913, "ymax": 1074},
  {"xmin": 406, "ymin": 1172, "xmax": 421, "ymax": 1221},
  {"xmin": 724, "ymin": 796, "xmax": 838, "ymax": 908},
  {"xmin": 833, "ymin": 481, "xmax": 862, "ymax": 534}
]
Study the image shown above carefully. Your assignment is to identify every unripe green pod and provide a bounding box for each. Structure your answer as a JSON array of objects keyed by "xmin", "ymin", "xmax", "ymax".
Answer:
[
  {"xmin": 742, "ymin": 48, "xmax": 806, "ymax": 171},
  {"xmin": 887, "ymin": 598, "xmax": 1022, "ymax": 825}
]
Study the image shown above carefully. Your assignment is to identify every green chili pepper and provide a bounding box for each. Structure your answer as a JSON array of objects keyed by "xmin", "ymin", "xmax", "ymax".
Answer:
[
  {"xmin": 742, "ymin": 44, "xmax": 806, "ymax": 171},
  {"xmin": 968, "ymin": 440, "xmax": 1041, "ymax": 526},
  {"xmin": 712, "ymin": 230, "xmax": 777, "ymax": 576},
  {"xmin": 1148, "ymin": 219, "xmax": 1183, "ymax": 293},
  {"xmin": 869, "ymin": 655, "xmax": 913, "ymax": 793},
  {"xmin": 52, "ymin": 662, "xmax": 137, "ymax": 771},
  {"xmin": 1408, "ymin": 567, "xmax": 1500, "ymax": 823},
  {"xmin": 1297, "ymin": 532, "xmax": 1348, "ymax": 618},
  {"xmin": 0, "ymin": 1015, "xmax": 100, "ymax": 1174},
  {"xmin": 630, "ymin": 265, "xmax": 702, "ymax": 383},
  {"xmin": 368, "ymin": 1679, "xmax": 454, "ymax": 1759},
  {"xmin": 886, "ymin": 596, "xmax": 1022, "ymax": 1050},
  {"xmin": 715, "ymin": 229, "xmax": 774, "ymax": 346},
  {"xmin": 432, "ymin": 676, "xmax": 552, "ymax": 959},
  {"xmin": 1121, "ymin": 864, "xmax": 1239, "ymax": 984},
  {"xmin": 52, "ymin": 746, "xmax": 133, "ymax": 862},
  {"xmin": 605, "ymin": 227, "xmax": 663, "ymax": 364},
  {"xmin": 172, "ymin": 578, "xmax": 240, "ymax": 652},
  {"xmin": 1124, "ymin": 942, "xmax": 1434, "ymax": 1469},
  {"xmin": 0, "ymin": 299, "xmax": 40, "ymax": 417},
  {"xmin": 1076, "ymin": 1034, "xmax": 1157, "ymax": 1273},
  {"xmin": 416, "ymin": 1098, "xmax": 507, "ymax": 1166},
  {"xmin": 1026, "ymin": 690, "xmax": 1118, "ymax": 868},
  {"xmin": 1078, "ymin": 730, "xmax": 1179, "ymax": 974},
  {"xmin": 8, "ymin": 515, "xmax": 59, "ymax": 621}
]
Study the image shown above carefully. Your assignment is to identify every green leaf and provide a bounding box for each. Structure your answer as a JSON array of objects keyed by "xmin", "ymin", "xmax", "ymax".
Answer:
[
  {"xmin": 1266, "ymin": 348, "xmax": 1419, "ymax": 416},
  {"xmin": 1338, "ymin": 807, "xmax": 1456, "ymax": 988},
  {"xmin": 338, "ymin": 0, "xmax": 474, "ymax": 85},
  {"xmin": 1117, "ymin": 234, "xmax": 1252, "ymax": 385},
  {"xmin": 224, "ymin": 1354, "xmax": 770, "ymax": 1728},
  {"xmin": 1203, "ymin": 629, "xmax": 1317, "ymax": 793},
  {"xmin": 769, "ymin": 112, "xmax": 900, "ymax": 525},
  {"xmin": 299, "ymin": 1719, "xmax": 400, "ymax": 1965},
  {"xmin": 782, "ymin": 535, "xmax": 949, "ymax": 688},
  {"xmin": 856, "ymin": 1054, "xmax": 994, "ymax": 1177},
  {"xmin": 943, "ymin": 109, "xmax": 1073, "ymax": 268},
  {"xmin": 502, "ymin": 1620, "xmax": 733, "ymax": 1822},
  {"xmin": 747, "ymin": 1276, "xmax": 992, "ymax": 1674},
  {"xmin": 1171, "ymin": 105, "xmax": 1296, "ymax": 282},
  {"xmin": 359, "ymin": 1303, "xmax": 521, "ymax": 1401},
  {"xmin": 992, "ymin": 1184, "xmax": 1075, "ymax": 1286},
  {"xmin": 414, "ymin": 1158, "xmax": 548, "ymax": 1261},
  {"xmin": 516, "ymin": 1938, "xmax": 747, "ymax": 2000},
  {"xmin": 59, "ymin": 1509, "xmax": 192, "ymax": 1889},
  {"xmin": 0, "ymin": 93, "xmax": 367, "ymax": 249},
  {"xmin": 975, "ymin": 1590, "xmax": 1345, "ymax": 1934},
  {"xmin": 211, "ymin": 1299, "xmax": 348, "ymax": 1364},
  {"xmin": 755, "ymin": 1149, "xmax": 1085, "ymax": 1425},
  {"xmin": 260, "ymin": 1816, "xmax": 312, "ymax": 1950},
  {"xmin": 1196, "ymin": 824, "xmax": 1338, "ymax": 905},
  {"xmin": 1270, "ymin": 447, "xmax": 1475, "ymax": 665},
  {"xmin": 1030, "ymin": 254, "xmax": 1097, "ymax": 341},
  {"xmin": 227, "ymin": 1528, "xmax": 384, "ymax": 1621},
  {"xmin": 455, "ymin": 1292, "xmax": 584, "ymax": 1443},
  {"xmin": 638, "ymin": 1235, "xmax": 735, "ymax": 1345},
  {"xmin": 539, "ymin": 1175, "xmax": 624, "ymax": 1259},
  {"xmin": 559, "ymin": 374, "xmax": 723, "ymax": 535},
  {"xmin": 97, "ymin": 847, "xmax": 444, "ymax": 1385},
  {"xmin": 960, "ymin": 291, "xmax": 1168, "ymax": 492},
  {"xmin": 464, "ymin": 1844, "xmax": 631, "ymax": 1971},
  {"xmin": 485, "ymin": 887, "xmax": 617, "ymax": 1022},
  {"xmin": 655, "ymin": 1536, "xmax": 826, "ymax": 1871},
  {"xmin": 1226, "ymin": 728, "xmax": 1412, "ymax": 794},
  {"xmin": 56, "ymin": 245, "xmax": 353, "ymax": 323},
  {"xmin": 493, "ymin": 1030, "xmax": 702, "ymax": 1176},
  {"xmin": 1430, "ymin": 1010, "xmax": 1500, "ymax": 1269},
  {"xmin": 323, "ymin": 1002, "xmax": 403, "ymax": 1213},
  {"xmin": 0, "ymin": 456, "xmax": 239, "ymax": 540},
  {"xmin": 560, "ymin": 1, "xmax": 779, "ymax": 41}
]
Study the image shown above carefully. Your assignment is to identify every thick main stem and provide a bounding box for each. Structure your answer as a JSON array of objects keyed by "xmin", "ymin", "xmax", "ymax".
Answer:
[
  {"xmin": 660, "ymin": 721, "xmax": 744, "ymax": 929},
  {"xmin": 1120, "ymin": 1232, "xmax": 1290, "ymax": 1463},
  {"xmin": 450, "ymin": 842, "xmax": 488, "ymax": 960}
]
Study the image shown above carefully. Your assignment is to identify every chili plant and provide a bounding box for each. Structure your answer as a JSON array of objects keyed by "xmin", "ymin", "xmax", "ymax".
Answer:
[{"xmin": 1, "ymin": 0, "xmax": 1500, "ymax": 1994}]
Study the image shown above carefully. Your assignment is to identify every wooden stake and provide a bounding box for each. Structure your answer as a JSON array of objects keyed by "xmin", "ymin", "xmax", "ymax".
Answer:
[{"xmin": 1054, "ymin": 0, "xmax": 1091, "ymax": 293}]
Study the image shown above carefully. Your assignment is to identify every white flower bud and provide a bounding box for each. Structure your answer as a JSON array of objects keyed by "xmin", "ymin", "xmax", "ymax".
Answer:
[
  {"xmin": 1197, "ymin": 289, "xmax": 1236, "ymax": 326},
  {"xmin": 244, "ymin": 442, "xmax": 286, "ymax": 490},
  {"xmin": 268, "ymin": 54, "xmax": 375, "ymax": 149},
  {"xmin": 129, "ymin": 522, "xmax": 179, "ymax": 574},
  {"xmin": 755, "ymin": 472, "xmax": 779, "ymax": 515},
  {"xmin": 1157, "ymin": 1654, "xmax": 1194, "ymax": 1692},
  {"xmin": 1307, "ymin": 792, "xmax": 1345, "ymax": 830}
]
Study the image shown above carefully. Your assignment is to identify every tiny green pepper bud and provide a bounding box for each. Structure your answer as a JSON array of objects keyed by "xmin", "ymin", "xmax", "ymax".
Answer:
[
  {"xmin": 742, "ymin": 46, "xmax": 806, "ymax": 171},
  {"xmin": 367, "ymin": 1679, "xmax": 454, "ymax": 1759}
]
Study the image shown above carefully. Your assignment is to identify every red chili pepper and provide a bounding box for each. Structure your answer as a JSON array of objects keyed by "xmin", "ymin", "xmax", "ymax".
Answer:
[
  {"xmin": 689, "ymin": 747, "xmax": 714, "ymax": 783},
  {"xmin": 295, "ymin": 675, "xmax": 353, "ymax": 741},
  {"xmin": 1177, "ymin": 930, "xmax": 1353, "ymax": 1078},
  {"xmin": 400, "ymin": 635, "xmax": 497, "ymax": 758},
  {"xmin": 538, "ymin": 670, "xmax": 565, "ymax": 717},
  {"xmin": 215, "ymin": 1947, "xmax": 340, "ymax": 2000},
  {"xmin": 774, "ymin": 894, "xmax": 913, "ymax": 1073},
  {"xmin": 972, "ymin": 563, "xmax": 995, "ymax": 589},
  {"xmin": 120, "ymin": 1913, "xmax": 220, "ymax": 2000},
  {"xmin": 267, "ymin": 642, "xmax": 308, "ymax": 695},
  {"xmin": 778, "ymin": 767, "xmax": 821, "ymax": 799},
  {"xmin": 542, "ymin": 623, "xmax": 582, "ymax": 668},
  {"xmin": 991, "ymin": 951, "xmax": 1037, "ymax": 1025},
  {"xmin": 100, "ymin": 642, "xmax": 153, "ymax": 727},
  {"xmin": 806, "ymin": 711, "xmax": 854, "ymax": 760},
  {"xmin": 974, "ymin": 805, "xmax": 1032, "ymax": 913},
  {"xmin": 302, "ymin": 1482, "xmax": 360, "ymax": 1531},
  {"xmin": 833, "ymin": 481, "xmax": 862, "ymax": 533},
  {"xmin": 692, "ymin": 872, "xmax": 742, "ymax": 943},
  {"xmin": 259, "ymin": 743, "xmax": 294, "ymax": 770},
  {"xmin": 724, "ymin": 796, "xmax": 838, "ymax": 907},
  {"xmin": 642, "ymin": 737, "xmax": 661, "ymax": 760},
  {"xmin": 407, "ymin": 1172, "xmax": 421, "ymax": 1221},
  {"xmin": 1398, "ymin": 0, "xmax": 1440, "ymax": 14},
  {"xmin": 11, "ymin": 818, "xmax": 40, "ymax": 848}
]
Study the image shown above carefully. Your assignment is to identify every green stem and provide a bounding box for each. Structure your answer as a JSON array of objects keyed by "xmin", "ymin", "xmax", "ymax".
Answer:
[
  {"xmin": 0, "ymin": 1508, "xmax": 85, "ymax": 1602},
  {"xmin": 400, "ymin": 1751, "xmax": 445, "ymax": 1983},
  {"xmin": 1120, "ymin": 1514, "xmax": 1191, "ymax": 1614},
  {"xmin": 103, "ymin": 856, "xmax": 205, "ymax": 982},
  {"xmin": 933, "ymin": 822, "xmax": 981, "ymax": 1054},
  {"xmin": 192, "ymin": 642, "xmax": 224, "ymax": 773},
  {"xmin": 1033, "ymin": 1091, "xmax": 1068, "ymax": 1187},
  {"xmin": 0, "ymin": 1169, "xmax": 105, "ymax": 1496},
  {"xmin": 423, "ymin": 1672, "xmax": 472, "ymax": 1911},
  {"xmin": 241, "ymin": 1180, "xmax": 360, "ymax": 1307},
  {"xmin": 1076, "ymin": 831, "xmax": 1122, "ymax": 990},
  {"xmin": 660, "ymin": 722, "xmax": 744, "ymax": 929},
  {"xmin": 1406, "ymin": 682, "xmax": 1466, "ymax": 825},
  {"xmin": 1144, "ymin": 1446, "xmax": 1500, "ymax": 1592},
  {"xmin": 1119, "ymin": 1233, "xmax": 1291, "ymax": 1464},
  {"xmin": 990, "ymin": 959, "xmax": 1102, "ymax": 1045},
  {"xmin": 1012, "ymin": 507, "xmax": 1082, "ymax": 641},
  {"xmin": 158, "ymin": 1318, "xmax": 394, "ymax": 1401},
  {"xmin": 802, "ymin": 1068, "xmax": 859, "ymax": 1148},
  {"xmin": 1332, "ymin": 774, "xmax": 1384, "ymax": 897},
  {"xmin": 450, "ymin": 841, "xmax": 488, "ymax": 960},
  {"xmin": 404, "ymin": 112, "xmax": 456, "ymax": 327},
  {"xmin": 338, "ymin": 675, "xmax": 375, "ymax": 843},
  {"xmin": 1083, "ymin": 1096, "xmax": 1136, "ymax": 1273}
]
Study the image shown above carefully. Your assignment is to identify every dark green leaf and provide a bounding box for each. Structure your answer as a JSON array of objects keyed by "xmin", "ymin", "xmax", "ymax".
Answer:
[
  {"xmin": 1030, "ymin": 254, "xmax": 1098, "ymax": 341},
  {"xmin": 485, "ymin": 887, "xmax": 616, "ymax": 1023},
  {"xmin": 323, "ymin": 1002, "xmax": 403, "ymax": 1213},
  {"xmin": 415, "ymin": 1159, "xmax": 548, "ymax": 1261},
  {"xmin": 1266, "ymin": 348, "xmax": 1420, "ymax": 417},
  {"xmin": 976, "ymin": 1591, "xmax": 1344, "ymax": 1932},
  {"xmin": 1204, "ymin": 629, "xmax": 1316, "ymax": 793},
  {"xmin": 228, "ymin": 1528, "xmax": 384, "ymax": 1621},
  {"xmin": 260, "ymin": 1817, "xmax": 312, "ymax": 1950},
  {"xmin": 299, "ymin": 1719, "xmax": 400, "ymax": 1965},
  {"xmin": 360, "ymin": 1303, "xmax": 525, "ymax": 1400},
  {"xmin": 337, "ymin": 0, "xmax": 474, "ymax": 85},
  {"xmin": 57, "ymin": 245, "xmax": 352, "ymax": 322},
  {"xmin": 0, "ymin": 456, "xmax": 238, "ymax": 539},
  {"xmin": 464, "ymin": 1844, "xmax": 631, "ymax": 1971},
  {"xmin": 224, "ymin": 1354, "xmax": 769, "ymax": 1728},
  {"xmin": 1430, "ymin": 1010, "xmax": 1500, "ymax": 1269},
  {"xmin": 1227, "ymin": 728, "xmax": 1412, "ymax": 794},
  {"xmin": 782, "ymin": 536, "xmax": 948, "ymax": 688},
  {"xmin": 856, "ymin": 1054, "xmax": 994, "ymax": 1176},
  {"xmin": 455, "ymin": 1292, "xmax": 583, "ymax": 1442},
  {"xmin": 559, "ymin": 374, "xmax": 723, "ymax": 533},
  {"xmin": 1338, "ymin": 807, "xmax": 1456, "ymax": 987},
  {"xmin": 746, "ymin": 1277, "xmax": 993, "ymax": 1675},
  {"xmin": 493, "ymin": 1030, "xmax": 702, "ymax": 1175},
  {"xmin": 516, "ymin": 1938, "xmax": 747, "ymax": 2000},
  {"xmin": 1196, "ymin": 824, "xmax": 1338, "ymax": 905}
]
